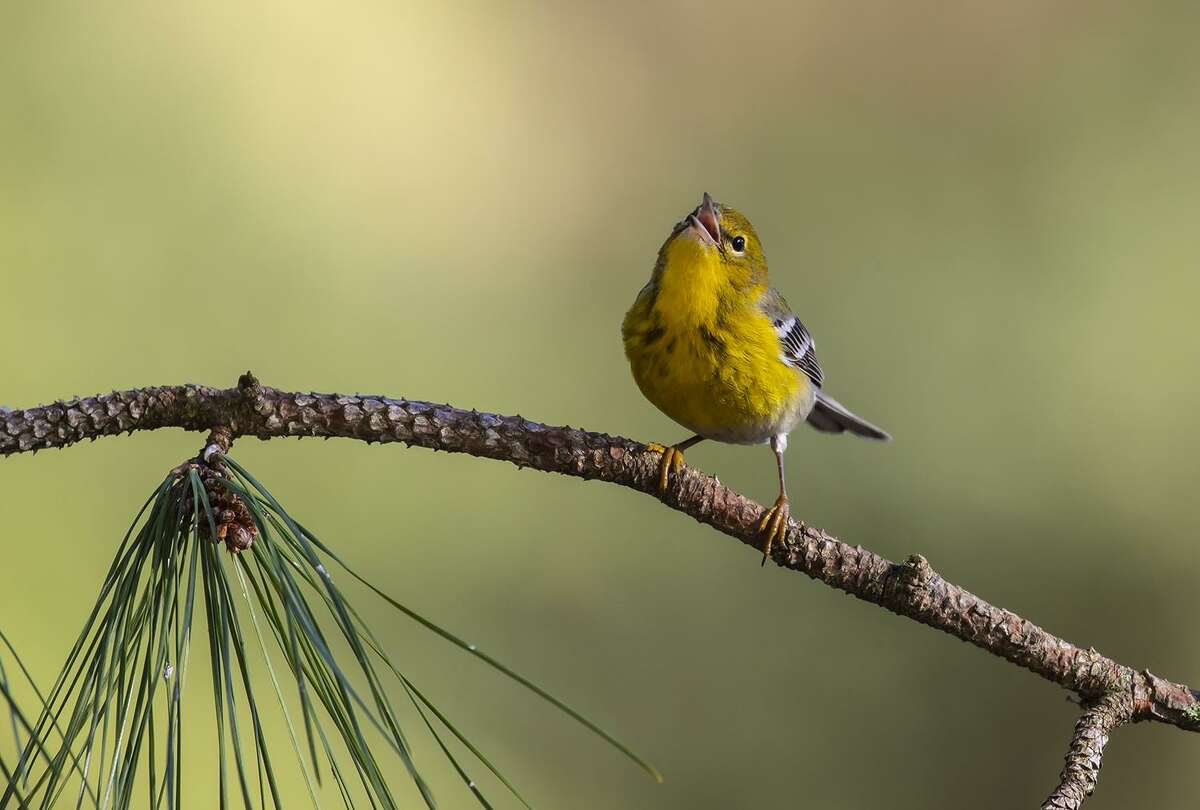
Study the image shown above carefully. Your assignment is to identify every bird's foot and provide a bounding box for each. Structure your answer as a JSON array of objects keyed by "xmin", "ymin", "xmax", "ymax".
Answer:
[
  {"xmin": 757, "ymin": 494, "xmax": 790, "ymax": 566},
  {"xmin": 646, "ymin": 442, "xmax": 687, "ymax": 492}
]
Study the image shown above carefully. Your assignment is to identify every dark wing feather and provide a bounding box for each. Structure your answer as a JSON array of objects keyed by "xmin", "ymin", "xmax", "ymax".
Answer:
[
  {"xmin": 758, "ymin": 288, "xmax": 825, "ymax": 389},
  {"xmin": 777, "ymin": 316, "xmax": 824, "ymax": 389},
  {"xmin": 758, "ymin": 287, "xmax": 890, "ymax": 440}
]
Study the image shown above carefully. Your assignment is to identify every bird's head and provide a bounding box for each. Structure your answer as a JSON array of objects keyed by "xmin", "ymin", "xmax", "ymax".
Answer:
[{"xmin": 659, "ymin": 193, "xmax": 767, "ymax": 287}]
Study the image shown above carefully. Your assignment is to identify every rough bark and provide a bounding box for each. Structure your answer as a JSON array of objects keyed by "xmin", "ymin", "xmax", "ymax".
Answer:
[
  {"xmin": 1041, "ymin": 693, "xmax": 1131, "ymax": 810},
  {"xmin": 4, "ymin": 374, "xmax": 1198, "ymax": 805}
]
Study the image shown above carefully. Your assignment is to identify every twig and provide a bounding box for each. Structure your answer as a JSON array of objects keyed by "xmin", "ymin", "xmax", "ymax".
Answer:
[
  {"xmin": 1042, "ymin": 693, "xmax": 1131, "ymax": 809},
  {"xmin": 4, "ymin": 373, "xmax": 1198, "ymax": 806}
]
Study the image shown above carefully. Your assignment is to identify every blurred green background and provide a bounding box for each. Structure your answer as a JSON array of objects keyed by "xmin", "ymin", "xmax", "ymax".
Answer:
[{"xmin": 3, "ymin": 1, "xmax": 1200, "ymax": 807}]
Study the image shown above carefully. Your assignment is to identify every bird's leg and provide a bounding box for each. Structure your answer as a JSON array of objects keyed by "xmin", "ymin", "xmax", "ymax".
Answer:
[
  {"xmin": 758, "ymin": 435, "xmax": 790, "ymax": 566},
  {"xmin": 646, "ymin": 435, "xmax": 704, "ymax": 492}
]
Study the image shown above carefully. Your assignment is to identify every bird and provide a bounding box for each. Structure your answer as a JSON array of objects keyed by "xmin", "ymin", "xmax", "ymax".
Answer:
[{"xmin": 622, "ymin": 192, "xmax": 889, "ymax": 563}]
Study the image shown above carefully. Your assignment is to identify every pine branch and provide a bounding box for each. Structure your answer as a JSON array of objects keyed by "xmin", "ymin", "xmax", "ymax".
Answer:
[
  {"xmin": 1041, "ymin": 693, "xmax": 1131, "ymax": 810},
  {"xmin": 4, "ymin": 372, "xmax": 1198, "ymax": 806}
]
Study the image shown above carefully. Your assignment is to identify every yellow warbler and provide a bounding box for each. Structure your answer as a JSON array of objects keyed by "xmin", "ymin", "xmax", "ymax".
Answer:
[{"xmin": 622, "ymin": 193, "xmax": 889, "ymax": 562}]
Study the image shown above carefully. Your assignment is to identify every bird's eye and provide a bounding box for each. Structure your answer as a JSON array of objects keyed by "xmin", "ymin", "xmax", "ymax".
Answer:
[{"xmin": 730, "ymin": 235, "xmax": 746, "ymax": 253}]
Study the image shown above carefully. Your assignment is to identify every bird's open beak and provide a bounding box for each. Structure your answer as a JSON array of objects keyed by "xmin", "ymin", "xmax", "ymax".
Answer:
[{"xmin": 687, "ymin": 192, "xmax": 720, "ymax": 246}]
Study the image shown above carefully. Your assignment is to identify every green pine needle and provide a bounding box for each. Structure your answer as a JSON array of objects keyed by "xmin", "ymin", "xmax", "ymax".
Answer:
[{"xmin": 2, "ymin": 453, "xmax": 661, "ymax": 809}]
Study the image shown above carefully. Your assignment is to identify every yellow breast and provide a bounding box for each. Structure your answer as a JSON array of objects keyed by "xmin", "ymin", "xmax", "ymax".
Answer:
[{"xmin": 622, "ymin": 239, "xmax": 807, "ymax": 443}]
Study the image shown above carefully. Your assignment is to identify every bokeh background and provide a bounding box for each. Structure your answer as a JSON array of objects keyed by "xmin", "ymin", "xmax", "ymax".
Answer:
[{"xmin": 3, "ymin": 1, "xmax": 1200, "ymax": 807}]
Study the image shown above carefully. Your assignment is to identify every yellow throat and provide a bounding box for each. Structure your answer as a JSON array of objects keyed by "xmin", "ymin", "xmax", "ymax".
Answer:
[{"xmin": 622, "ymin": 195, "xmax": 807, "ymax": 444}]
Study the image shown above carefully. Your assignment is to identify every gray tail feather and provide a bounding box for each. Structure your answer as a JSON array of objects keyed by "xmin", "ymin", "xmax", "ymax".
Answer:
[{"xmin": 807, "ymin": 390, "xmax": 891, "ymax": 441}]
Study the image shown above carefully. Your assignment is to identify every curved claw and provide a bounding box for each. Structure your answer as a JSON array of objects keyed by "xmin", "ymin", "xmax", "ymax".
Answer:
[
  {"xmin": 646, "ymin": 442, "xmax": 687, "ymax": 492},
  {"xmin": 757, "ymin": 495, "xmax": 790, "ymax": 566}
]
